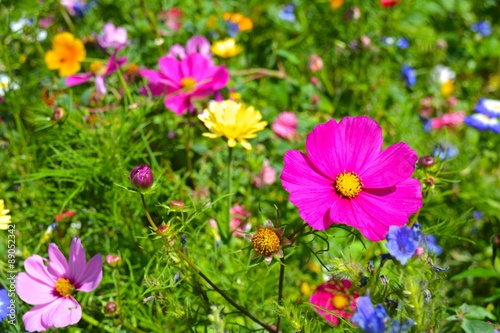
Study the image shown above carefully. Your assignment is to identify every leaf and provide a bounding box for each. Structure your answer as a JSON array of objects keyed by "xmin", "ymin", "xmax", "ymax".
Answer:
[
  {"xmin": 461, "ymin": 319, "xmax": 495, "ymax": 333},
  {"xmin": 451, "ymin": 268, "xmax": 499, "ymax": 280}
]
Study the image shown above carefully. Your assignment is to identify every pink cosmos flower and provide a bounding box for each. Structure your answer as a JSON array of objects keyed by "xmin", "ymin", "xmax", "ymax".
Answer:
[
  {"xmin": 16, "ymin": 238, "xmax": 102, "ymax": 332},
  {"xmin": 158, "ymin": 8, "xmax": 182, "ymax": 33},
  {"xmin": 253, "ymin": 159, "xmax": 276, "ymax": 188},
  {"xmin": 230, "ymin": 204, "xmax": 251, "ymax": 237},
  {"xmin": 167, "ymin": 35, "xmax": 212, "ymax": 60},
  {"xmin": 272, "ymin": 111, "xmax": 298, "ymax": 139},
  {"xmin": 310, "ymin": 279, "xmax": 359, "ymax": 326},
  {"xmin": 97, "ymin": 23, "xmax": 128, "ymax": 50},
  {"xmin": 66, "ymin": 53, "xmax": 127, "ymax": 95},
  {"xmin": 140, "ymin": 53, "xmax": 229, "ymax": 115},
  {"xmin": 281, "ymin": 116, "xmax": 422, "ymax": 241},
  {"xmin": 430, "ymin": 111, "xmax": 465, "ymax": 130}
]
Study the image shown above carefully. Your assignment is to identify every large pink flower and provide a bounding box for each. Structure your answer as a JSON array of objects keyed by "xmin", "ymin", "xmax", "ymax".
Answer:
[
  {"xmin": 140, "ymin": 53, "xmax": 229, "ymax": 115},
  {"xmin": 281, "ymin": 116, "xmax": 422, "ymax": 241},
  {"xmin": 310, "ymin": 279, "xmax": 359, "ymax": 326},
  {"xmin": 16, "ymin": 238, "xmax": 102, "ymax": 332}
]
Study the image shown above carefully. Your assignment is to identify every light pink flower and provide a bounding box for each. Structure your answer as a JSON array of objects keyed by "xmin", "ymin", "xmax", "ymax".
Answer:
[
  {"xmin": 308, "ymin": 54, "xmax": 323, "ymax": 72},
  {"xmin": 281, "ymin": 116, "xmax": 422, "ymax": 241},
  {"xmin": 140, "ymin": 53, "xmax": 229, "ymax": 115},
  {"xmin": 60, "ymin": 0, "xmax": 86, "ymax": 16},
  {"xmin": 158, "ymin": 8, "xmax": 182, "ymax": 33},
  {"xmin": 253, "ymin": 159, "xmax": 276, "ymax": 188},
  {"xmin": 16, "ymin": 238, "xmax": 102, "ymax": 332},
  {"xmin": 230, "ymin": 204, "xmax": 251, "ymax": 237},
  {"xmin": 166, "ymin": 35, "xmax": 212, "ymax": 60},
  {"xmin": 97, "ymin": 23, "xmax": 128, "ymax": 50},
  {"xmin": 272, "ymin": 111, "xmax": 298, "ymax": 139},
  {"xmin": 66, "ymin": 53, "xmax": 127, "ymax": 95},
  {"xmin": 430, "ymin": 111, "xmax": 465, "ymax": 129},
  {"xmin": 310, "ymin": 279, "xmax": 359, "ymax": 325}
]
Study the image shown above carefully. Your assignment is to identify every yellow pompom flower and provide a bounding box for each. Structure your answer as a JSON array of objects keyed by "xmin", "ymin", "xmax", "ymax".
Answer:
[
  {"xmin": 198, "ymin": 100, "xmax": 267, "ymax": 150},
  {"xmin": 0, "ymin": 199, "xmax": 12, "ymax": 230},
  {"xmin": 211, "ymin": 38, "xmax": 243, "ymax": 58},
  {"xmin": 45, "ymin": 32, "xmax": 86, "ymax": 77}
]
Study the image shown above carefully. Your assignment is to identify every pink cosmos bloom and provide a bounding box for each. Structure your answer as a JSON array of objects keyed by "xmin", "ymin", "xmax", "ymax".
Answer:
[
  {"xmin": 16, "ymin": 238, "xmax": 102, "ymax": 332},
  {"xmin": 97, "ymin": 23, "xmax": 128, "ymax": 50},
  {"xmin": 310, "ymin": 279, "xmax": 359, "ymax": 326},
  {"xmin": 140, "ymin": 53, "xmax": 229, "ymax": 115},
  {"xmin": 66, "ymin": 53, "xmax": 127, "ymax": 95},
  {"xmin": 230, "ymin": 204, "xmax": 251, "ymax": 237},
  {"xmin": 272, "ymin": 111, "xmax": 298, "ymax": 139},
  {"xmin": 253, "ymin": 159, "xmax": 276, "ymax": 188},
  {"xmin": 281, "ymin": 116, "xmax": 422, "ymax": 241},
  {"xmin": 60, "ymin": 0, "xmax": 85, "ymax": 16},
  {"xmin": 430, "ymin": 111, "xmax": 465, "ymax": 130},
  {"xmin": 158, "ymin": 8, "xmax": 182, "ymax": 33},
  {"xmin": 167, "ymin": 35, "xmax": 212, "ymax": 60}
]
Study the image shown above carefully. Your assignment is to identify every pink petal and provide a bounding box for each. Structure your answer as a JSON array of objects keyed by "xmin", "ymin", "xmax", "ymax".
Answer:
[
  {"xmin": 140, "ymin": 69, "xmax": 163, "ymax": 83},
  {"xmin": 165, "ymin": 92, "xmax": 191, "ymax": 115},
  {"xmin": 75, "ymin": 254, "xmax": 102, "ymax": 292},
  {"xmin": 140, "ymin": 82, "xmax": 168, "ymax": 97},
  {"xmin": 159, "ymin": 56, "xmax": 182, "ymax": 83},
  {"xmin": 208, "ymin": 65, "xmax": 229, "ymax": 91},
  {"xmin": 281, "ymin": 150, "xmax": 339, "ymax": 230},
  {"xmin": 186, "ymin": 35, "xmax": 211, "ymax": 58},
  {"xmin": 181, "ymin": 53, "xmax": 208, "ymax": 81},
  {"xmin": 167, "ymin": 44, "xmax": 186, "ymax": 60},
  {"xmin": 47, "ymin": 243, "xmax": 69, "ymax": 278},
  {"xmin": 310, "ymin": 289, "xmax": 338, "ymax": 325},
  {"xmin": 68, "ymin": 238, "xmax": 86, "ymax": 283},
  {"xmin": 65, "ymin": 73, "xmax": 93, "ymax": 87},
  {"xmin": 361, "ymin": 142, "xmax": 418, "ymax": 188},
  {"xmin": 16, "ymin": 272, "xmax": 58, "ymax": 305},
  {"xmin": 95, "ymin": 76, "xmax": 107, "ymax": 95},
  {"xmin": 23, "ymin": 303, "xmax": 53, "ymax": 332},
  {"xmin": 41, "ymin": 296, "xmax": 81, "ymax": 329},
  {"xmin": 23, "ymin": 255, "xmax": 57, "ymax": 285}
]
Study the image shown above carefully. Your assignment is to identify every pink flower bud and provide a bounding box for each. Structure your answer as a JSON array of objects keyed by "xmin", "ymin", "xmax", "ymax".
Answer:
[{"xmin": 130, "ymin": 164, "xmax": 153, "ymax": 190}]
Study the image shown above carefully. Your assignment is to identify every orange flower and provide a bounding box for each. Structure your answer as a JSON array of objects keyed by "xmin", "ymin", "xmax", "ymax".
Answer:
[
  {"xmin": 45, "ymin": 32, "xmax": 86, "ymax": 77},
  {"xmin": 223, "ymin": 12, "xmax": 253, "ymax": 31},
  {"xmin": 330, "ymin": 0, "xmax": 344, "ymax": 9}
]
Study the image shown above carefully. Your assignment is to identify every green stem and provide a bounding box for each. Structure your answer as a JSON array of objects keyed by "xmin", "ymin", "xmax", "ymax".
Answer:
[
  {"xmin": 140, "ymin": 193, "xmax": 157, "ymax": 230},
  {"xmin": 287, "ymin": 222, "xmax": 308, "ymax": 244},
  {"xmin": 117, "ymin": 69, "xmax": 134, "ymax": 106},
  {"xmin": 115, "ymin": 269, "xmax": 124, "ymax": 325},
  {"xmin": 225, "ymin": 147, "xmax": 233, "ymax": 242},
  {"xmin": 81, "ymin": 312, "xmax": 115, "ymax": 333},
  {"xmin": 276, "ymin": 257, "xmax": 285, "ymax": 332},
  {"xmin": 58, "ymin": 4, "xmax": 76, "ymax": 35},
  {"xmin": 175, "ymin": 248, "xmax": 275, "ymax": 332}
]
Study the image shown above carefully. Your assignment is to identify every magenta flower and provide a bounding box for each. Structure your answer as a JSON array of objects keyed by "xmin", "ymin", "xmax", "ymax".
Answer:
[
  {"xmin": 16, "ymin": 238, "xmax": 102, "ymax": 332},
  {"xmin": 281, "ymin": 116, "xmax": 422, "ymax": 241},
  {"xmin": 272, "ymin": 111, "xmax": 298, "ymax": 139},
  {"xmin": 166, "ymin": 35, "xmax": 212, "ymax": 60},
  {"xmin": 140, "ymin": 53, "xmax": 229, "ymax": 115},
  {"xmin": 97, "ymin": 23, "xmax": 128, "ymax": 50},
  {"xmin": 310, "ymin": 279, "xmax": 359, "ymax": 326},
  {"xmin": 66, "ymin": 53, "xmax": 127, "ymax": 95}
]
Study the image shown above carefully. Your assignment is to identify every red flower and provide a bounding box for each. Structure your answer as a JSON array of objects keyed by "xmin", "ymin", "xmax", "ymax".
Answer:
[{"xmin": 380, "ymin": 0, "xmax": 400, "ymax": 7}]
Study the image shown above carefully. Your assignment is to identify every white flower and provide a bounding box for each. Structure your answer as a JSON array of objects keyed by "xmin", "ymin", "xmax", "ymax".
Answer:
[{"xmin": 431, "ymin": 65, "xmax": 456, "ymax": 84}]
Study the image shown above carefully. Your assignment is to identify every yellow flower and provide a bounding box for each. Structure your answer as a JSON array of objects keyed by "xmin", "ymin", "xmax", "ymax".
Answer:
[
  {"xmin": 0, "ymin": 199, "xmax": 12, "ymax": 230},
  {"xmin": 211, "ymin": 38, "xmax": 243, "ymax": 58},
  {"xmin": 45, "ymin": 32, "xmax": 86, "ymax": 77},
  {"xmin": 198, "ymin": 100, "xmax": 267, "ymax": 150},
  {"xmin": 440, "ymin": 80, "xmax": 455, "ymax": 98}
]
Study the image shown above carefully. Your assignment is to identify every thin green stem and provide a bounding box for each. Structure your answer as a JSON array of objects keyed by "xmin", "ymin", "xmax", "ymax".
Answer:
[
  {"xmin": 81, "ymin": 312, "xmax": 115, "ymax": 333},
  {"xmin": 226, "ymin": 147, "xmax": 233, "ymax": 242},
  {"xmin": 114, "ymin": 269, "xmax": 124, "ymax": 325},
  {"xmin": 58, "ymin": 4, "xmax": 76, "ymax": 35},
  {"xmin": 140, "ymin": 193, "xmax": 157, "ymax": 230},
  {"xmin": 117, "ymin": 69, "xmax": 134, "ymax": 106},
  {"xmin": 175, "ymin": 248, "xmax": 275, "ymax": 332},
  {"xmin": 276, "ymin": 257, "xmax": 285, "ymax": 332},
  {"xmin": 287, "ymin": 222, "xmax": 308, "ymax": 244}
]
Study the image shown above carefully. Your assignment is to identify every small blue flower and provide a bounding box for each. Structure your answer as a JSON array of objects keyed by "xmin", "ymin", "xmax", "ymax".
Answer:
[
  {"xmin": 0, "ymin": 289, "xmax": 11, "ymax": 322},
  {"xmin": 278, "ymin": 3, "xmax": 296, "ymax": 22},
  {"xmin": 424, "ymin": 235, "xmax": 442, "ymax": 255},
  {"xmin": 401, "ymin": 65, "xmax": 416, "ymax": 87},
  {"xmin": 432, "ymin": 143, "xmax": 459, "ymax": 160},
  {"xmin": 386, "ymin": 225, "xmax": 421, "ymax": 265},
  {"xmin": 474, "ymin": 98, "xmax": 500, "ymax": 118},
  {"xmin": 397, "ymin": 37, "xmax": 409, "ymax": 49},
  {"xmin": 472, "ymin": 210, "xmax": 483, "ymax": 221},
  {"xmin": 464, "ymin": 113, "xmax": 500, "ymax": 133},
  {"xmin": 226, "ymin": 21, "xmax": 240, "ymax": 37},
  {"xmin": 73, "ymin": 1, "xmax": 97, "ymax": 18},
  {"xmin": 471, "ymin": 21, "xmax": 492, "ymax": 37},
  {"xmin": 390, "ymin": 318, "xmax": 415, "ymax": 333},
  {"xmin": 352, "ymin": 293, "xmax": 390, "ymax": 333}
]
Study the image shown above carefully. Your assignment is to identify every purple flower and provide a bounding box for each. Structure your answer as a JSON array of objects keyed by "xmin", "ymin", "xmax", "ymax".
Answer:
[
  {"xmin": 130, "ymin": 164, "xmax": 154, "ymax": 190},
  {"xmin": 279, "ymin": 3, "xmax": 296, "ymax": 22},
  {"xmin": 97, "ymin": 23, "xmax": 128, "ymax": 50},
  {"xmin": 432, "ymin": 143, "xmax": 459, "ymax": 160},
  {"xmin": 386, "ymin": 225, "xmax": 422, "ymax": 265},
  {"xmin": 397, "ymin": 37, "xmax": 409, "ymax": 49},
  {"xmin": 401, "ymin": 65, "xmax": 416, "ymax": 87},
  {"xmin": 351, "ymin": 293, "xmax": 390, "ymax": 333},
  {"xmin": 0, "ymin": 289, "xmax": 10, "ymax": 322},
  {"xmin": 424, "ymin": 235, "xmax": 442, "ymax": 256},
  {"xmin": 474, "ymin": 98, "xmax": 500, "ymax": 118},
  {"xmin": 66, "ymin": 53, "xmax": 127, "ymax": 95},
  {"xmin": 226, "ymin": 21, "xmax": 240, "ymax": 37},
  {"xmin": 464, "ymin": 113, "xmax": 500, "ymax": 133},
  {"xmin": 471, "ymin": 21, "xmax": 492, "ymax": 37},
  {"xmin": 390, "ymin": 319, "xmax": 415, "ymax": 333}
]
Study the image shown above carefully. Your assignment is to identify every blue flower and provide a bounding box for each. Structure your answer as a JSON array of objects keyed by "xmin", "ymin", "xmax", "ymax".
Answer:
[
  {"xmin": 474, "ymin": 98, "xmax": 500, "ymax": 118},
  {"xmin": 352, "ymin": 293, "xmax": 390, "ymax": 333},
  {"xmin": 401, "ymin": 65, "xmax": 416, "ymax": 87},
  {"xmin": 472, "ymin": 210, "xmax": 483, "ymax": 221},
  {"xmin": 464, "ymin": 113, "xmax": 500, "ymax": 133},
  {"xmin": 424, "ymin": 235, "xmax": 442, "ymax": 255},
  {"xmin": 226, "ymin": 21, "xmax": 240, "ymax": 37},
  {"xmin": 397, "ymin": 37, "xmax": 409, "ymax": 49},
  {"xmin": 278, "ymin": 3, "xmax": 296, "ymax": 22},
  {"xmin": 386, "ymin": 225, "xmax": 421, "ymax": 265},
  {"xmin": 471, "ymin": 21, "xmax": 492, "ymax": 37},
  {"xmin": 381, "ymin": 37, "xmax": 409, "ymax": 49},
  {"xmin": 390, "ymin": 318, "xmax": 415, "ymax": 333},
  {"xmin": 73, "ymin": 1, "xmax": 96, "ymax": 18},
  {"xmin": 0, "ymin": 288, "xmax": 11, "ymax": 322},
  {"xmin": 432, "ymin": 143, "xmax": 459, "ymax": 160}
]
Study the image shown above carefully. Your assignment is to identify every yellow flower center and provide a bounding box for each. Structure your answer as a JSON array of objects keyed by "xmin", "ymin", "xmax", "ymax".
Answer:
[
  {"xmin": 181, "ymin": 77, "xmax": 197, "ymax": 91},
  {"xmin": 90, "ymin": 61, "xmax": 106, "ymax": 76},
  {"xmin": 252, "ymin": 228, "xmax": 280, "ymax": 257},
  {"xmin": 55, "ymin": 278, "xmax": 74, "ymax": 297},
  {"xmin": 332, "ymin": 295, "xmax": 348, "ymax": 309},
  {"xmin": 335, "ymin": 171, "xmax": 362, "ymax": 198}
]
